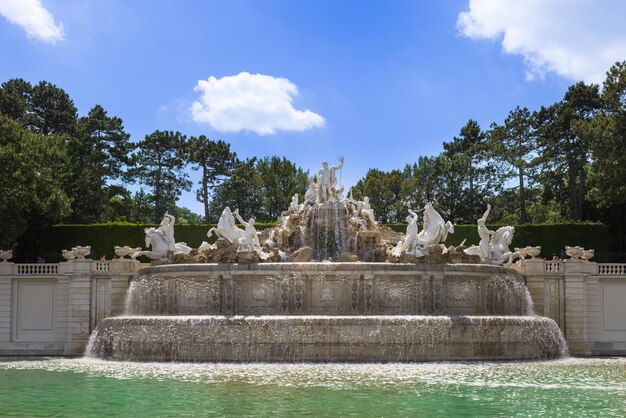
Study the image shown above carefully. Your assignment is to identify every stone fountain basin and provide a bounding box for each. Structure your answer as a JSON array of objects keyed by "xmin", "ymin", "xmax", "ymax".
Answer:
[
  {"xmin": 126, "ymin": 262, "xmax": 533, "ymax": 316},
  {"xmin": 88, "ymin": 315, "xmax": 567, "ymax": 362}
]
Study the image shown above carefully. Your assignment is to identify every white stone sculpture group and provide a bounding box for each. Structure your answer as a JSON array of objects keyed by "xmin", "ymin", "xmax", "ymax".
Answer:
[
  {"xmin": 463, "ymin": 204, "xmax": 525, "ymax": 265},
  {"xmin": 392, "ymin": 203, "xmax": 455, "ymax": 257},
  {"xmin": 207, "ymin": 207, "xmax": 268, "ymax": 258},
  {"xmin": 132, "ymin": 212, "xmax": 191, "ymax": 261},
  {"xmin": 123, "ymin": 158, "xmax": 555, "ymax": 266}
]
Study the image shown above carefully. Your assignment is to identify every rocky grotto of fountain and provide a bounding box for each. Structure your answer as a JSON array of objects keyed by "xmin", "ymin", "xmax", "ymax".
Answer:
[{"xmin": 86, "ymin": 158, "xmax": 568, "ymax": 362}]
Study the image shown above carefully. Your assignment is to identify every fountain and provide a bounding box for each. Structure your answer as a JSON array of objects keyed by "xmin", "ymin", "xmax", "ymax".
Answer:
[{"xmin": 87, "ymin": 158, "xmax": 568, "ymax": 362}]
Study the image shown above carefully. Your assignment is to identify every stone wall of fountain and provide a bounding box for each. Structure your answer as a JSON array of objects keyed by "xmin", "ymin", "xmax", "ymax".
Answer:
[{"xmin": 87, "ymin": 263, "xmax": 568, "ymax": 361}]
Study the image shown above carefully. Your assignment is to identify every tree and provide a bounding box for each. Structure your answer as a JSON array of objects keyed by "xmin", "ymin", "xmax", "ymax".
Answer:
[
  {"xmin": 352, "ymin": 169, "xmax": 403, "ymax": 223},
  {"xmin": 574, "ymin": 61, "xmax": 626, "ymax": 244},
  {"xmin": 208, "ymin": 158, "xmax": 264, "ymax": 221},
  {"xmin": 429, "ymin": 152, "xmax": 467, "ymax": 223},
  {"xmin": 0, "ymin": 78, "xmax": 33, "ymax": 124},
  {"xmin": 29, "ymin": 81, "xmax": 78, "ymax": 135},
  {"xmin": 399, "ymin": 157, "xmax": 438, "ymax": 214},
  {"xmin": 129, "ymin": 189, "xmax": 154, "ymax": 223},
  {"xmin": 443, "ymin": 119, "xmax": 495, "ymax": 222},
  {"xmin": 488, "ymin": 107, "xmax": 538, "ymax": 224},
  {"xmin": 535, "ymin": 82, "xmax": 602, "ymax": 220},
  {"xmin": 128, "ymin": 130, "xmax": 191, "ymax": 222},
  {"xmin": 188, "ymin": 136, "xmax": 236, "ymax": 223},
  {"xmin": 69, "ymin": 105, "xmax": 132, "ymax": 222},
  {"xmin": 0, "ymin": 114, "xmax": 72, "ymax": 248},
  {"xmin": 256, "ymin": 156, "xmax": 309, "ymax": 221},
  {"xmin": 171, "ymin": 206, "xmax": 204, "ymax": 224}
]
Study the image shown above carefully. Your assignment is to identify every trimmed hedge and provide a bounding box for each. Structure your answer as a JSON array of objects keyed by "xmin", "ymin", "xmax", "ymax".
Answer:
[{"xmin": 39, "ymin": 222, "xmax": 609, "ymax": 263}]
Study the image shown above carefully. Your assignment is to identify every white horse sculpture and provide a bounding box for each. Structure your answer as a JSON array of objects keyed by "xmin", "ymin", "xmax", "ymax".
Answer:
[
  {"xmin": 416, "ymin": 203, "xmax": 454, "ymax": 248},
  {"xmin": 132, "ymin": 227, "xmax": 192, "ymax": 261},
  {"xmin": 392, "ymin": 203, "xmax": 454, "ymax": 257},
  {"xmin": 465, "ymin": 225, "xmax": 524, "ymax": 266},
  {"xmin": 207, "ymin": 207, "xmax": 245, "ymax": 244}
]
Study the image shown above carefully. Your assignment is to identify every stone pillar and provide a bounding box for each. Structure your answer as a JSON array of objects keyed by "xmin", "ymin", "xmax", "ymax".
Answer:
[
  {"xmin": 523, "ymin": 259, "xmax": 565, "ymax": 329},
  {"xmin": 64, "ymin": 259, "xmax": 93, "ymax": 355},
  {"xmin": 562, "ymin": 260, "xmax": 595, "ymax": 355},
  {"xmin": 0, "ymin": 262, "xmax": 13, "ymax": 344}
]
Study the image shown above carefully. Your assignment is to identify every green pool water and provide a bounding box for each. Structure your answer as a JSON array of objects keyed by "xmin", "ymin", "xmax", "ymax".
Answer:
[{"xmin": 0, "ymin": 358, "xmax": 624, "ymax": 417}]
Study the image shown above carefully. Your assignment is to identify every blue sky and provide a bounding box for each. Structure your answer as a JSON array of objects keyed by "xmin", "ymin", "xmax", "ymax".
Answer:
[{"xmin": 2, "ymin": 0, "xmax": 626, "ymax": 215}]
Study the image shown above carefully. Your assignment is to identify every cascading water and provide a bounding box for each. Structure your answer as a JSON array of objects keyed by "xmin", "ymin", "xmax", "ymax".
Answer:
[
  {"xmin": 303, "ymin": 202, "xmax": 350, "ymax": 261},
  {"xmin": 86, "ymin": 263, "xmax": 568, "ymax": 362}
]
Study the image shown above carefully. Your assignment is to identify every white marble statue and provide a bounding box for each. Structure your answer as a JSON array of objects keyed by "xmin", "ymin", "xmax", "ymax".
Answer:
[
  {"xmin": 476, "ymin": 204, "xmax": 496, "ymax": 260},
  {"xmin": 233, "ymin": 209, "xmax": 260, "ymax": 252},
  {"xmin": 288, "ymin": 193, "xmax": 300, "ymax": 213},
  {"xmin": 158, "ymin": 212, "xmax": 176, "ymax": 252},
  {"xmin": 207, "ymin": 206, "xmax": 245, "ymax": 244},
  {"xmin": 304, "ymin": 178, "xmax": 318, "ymax": 205},
  {"xmin": 349, "ymin": 195, "xmax": 377, "ymax": 228},
  {"xmin": 316, "ymin": 156, "xmax": 344, "ymax": 203},
  {"xmin": 132, "ymin": 212, "xmax": 192, "ymax": 261},
  {"xmin": 464, "ymin": 207, "xmax": 524, "ymax": 265},
  {"xmin": 392, "ymin": 208, "xmax": 422, "ymax": 256},
  {"xmin": 417, "ymin": 203, "xmax": 454, "ymax": 246}
]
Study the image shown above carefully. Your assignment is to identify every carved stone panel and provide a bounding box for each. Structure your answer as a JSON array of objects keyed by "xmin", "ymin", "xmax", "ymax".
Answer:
[
  {"xmin": 309, "ymin": 275, "xmax": 346, "ymax": 313},
  {"xmin": 372, "ymin": 275, "xmax": 417, "ymax": 314},
  {"xmin": 444, "ymin": 277, "xmax": 479, "ymax": 315}
]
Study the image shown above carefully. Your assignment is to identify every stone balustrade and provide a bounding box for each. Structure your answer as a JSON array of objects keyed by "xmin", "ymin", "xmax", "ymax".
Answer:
[{"xmin": 596, "ymin": 263, "xmax": 626, "ymax": 276}]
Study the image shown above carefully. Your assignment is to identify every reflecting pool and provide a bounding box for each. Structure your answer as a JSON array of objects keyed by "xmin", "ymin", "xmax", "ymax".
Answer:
[{"xmin": 0, "ymin": 358, "xmax": 624, "ymax": 417}]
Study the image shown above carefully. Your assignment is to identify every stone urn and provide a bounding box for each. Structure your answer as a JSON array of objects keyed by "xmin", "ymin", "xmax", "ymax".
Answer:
[
  {"xmin": 581, "ymin": 249, "xmax": 595, "ymax": 261},
  {"xmin": 0, "ymin": 250, "xmax": 13, "ymax": 262},
  {"xmin": 514, "ymin": 247, "xmax": 529, "ymax": 258},
  {"xmin": 525, "ymin": 246, "xmax": 541, "ymax": 259},
  {"xmin": 62, "ymin": 249, "xmax": 77, "ymax": 261},
  {"xmin": 114, "ymin": 246, "xmax": 131, "ymax": 259},
  {"xmin": 565, "ymin": 245, "xmax": 584, "ymax": 260},
  {"xmin": 72, "ymin": 246, "xmax": 91, "ymax": 259}
]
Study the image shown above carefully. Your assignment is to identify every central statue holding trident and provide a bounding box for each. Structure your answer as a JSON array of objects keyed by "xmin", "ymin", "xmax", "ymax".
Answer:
[{"xmin": 316, "ymin": 156, "xmax": 344, "ymax": 203}]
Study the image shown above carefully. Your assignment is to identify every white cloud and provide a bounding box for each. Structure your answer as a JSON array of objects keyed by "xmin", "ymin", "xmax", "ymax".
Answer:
[
  {"xmin": 0, "ymin": 0, "xmax": 64, "ymax": 43},
  {"xmin": 190, "ymin": 72, "xmax": 325, "ymax": 135},
  {"xmin": 457, "ymin": 0, "xmax": 626, "ymax": 83}
]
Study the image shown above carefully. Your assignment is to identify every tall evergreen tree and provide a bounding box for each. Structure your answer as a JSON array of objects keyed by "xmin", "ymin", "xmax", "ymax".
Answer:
[
  {"xmin": 128, "ymin": 130, "xmax": 191, "ymax": 222},
  {"xmin": 69, "ymin": 105, "xmax": 132, "ymax": 222},
  {"xmin": 188, "ymin": 136, "xmax": 236, "ymax": 223},
  {"xmin": 535, "ymin": 82, "xmax": 602, "ymax": 220},
  {"xmin": 488, "ymin": 107, "xmax": 538, "ymax": 224},
  {"xmin": 29, "ymin": 81, "xmax": 78, "ymax": 135},
  {"xmin": 208, "ymin": 158, "xmax": 264, "ymax": 221},
  {"xmin": 257, "ymin": 156, "xmax": 309, "ymax": 221}
]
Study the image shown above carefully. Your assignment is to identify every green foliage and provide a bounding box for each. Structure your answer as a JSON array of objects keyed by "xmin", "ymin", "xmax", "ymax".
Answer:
[
  {"xmin": 535, "ymin": 82, "xmax": 602, "ymax": 221},
  {"xmin": 208, "ymin": 158, "xmax": 264, "ymax": 221},
  {"xmin": 128, "ymin": 130, "xmax": 192, "ymax": 222},
  {"xmin": 0, "ymin": 114, "xmax": 72, "ymax": 248},
  {"xmin": 69, "ymin": 105, "xmax": 133, "ymax": 223},
  {"xmin": 351, "ymin": 168, "xmax": 403, "ymax": 223},
  {"xmin": 488, "ymin": 107, "xmax": 537, "ymax": 223},
  {"xmin": 188, "ymin": 136, "xmax": 237, "ymax": 222},
  {"xmin": 257, "ymin": 156, "xmax": 309, "ymax": 221}
]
